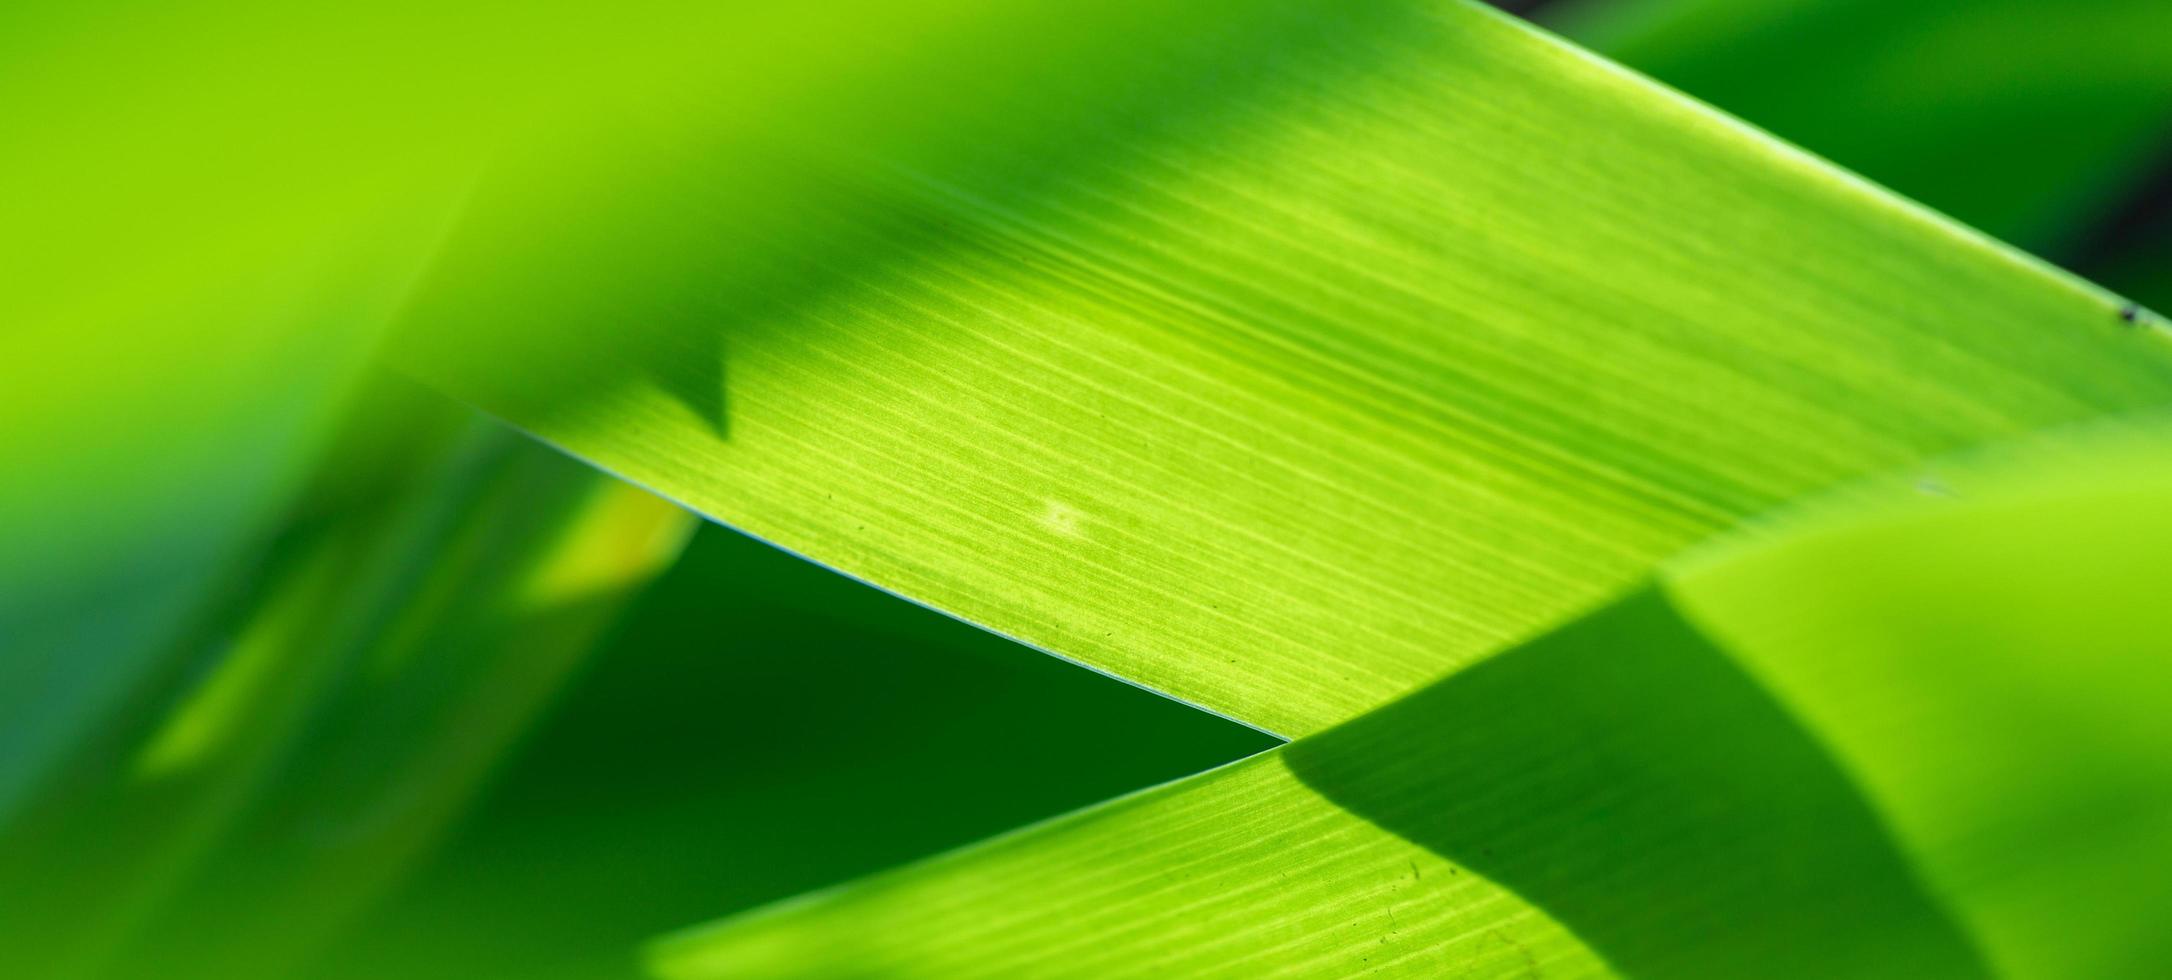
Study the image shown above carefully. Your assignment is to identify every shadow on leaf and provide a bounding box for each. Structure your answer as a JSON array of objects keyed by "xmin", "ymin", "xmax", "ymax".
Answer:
[{"xmin": 1286, "ymin": 587, "xmax": 1989, "ymax": 978}]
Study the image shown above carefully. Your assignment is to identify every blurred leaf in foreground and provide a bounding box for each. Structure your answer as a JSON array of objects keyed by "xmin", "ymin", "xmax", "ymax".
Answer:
[{"xmin": 0, "ymin": 379, "xmax": 691, "ymax": 980}]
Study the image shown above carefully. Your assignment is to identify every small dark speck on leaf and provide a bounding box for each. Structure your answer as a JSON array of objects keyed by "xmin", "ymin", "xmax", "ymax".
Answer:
[{"xmin": 2120, "ymin": 303, "xmax": 2140, "ymax": 324}]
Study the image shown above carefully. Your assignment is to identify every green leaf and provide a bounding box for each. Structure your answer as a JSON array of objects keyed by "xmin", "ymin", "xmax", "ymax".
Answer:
[
  {"xmin": 394, "ymin": 0, "xmax": 2172, "ymax": 736},
  {"xmin": 0, "ymin": 379, "xmax": 693, "ymax": 980},
  {"xmin": 647, "ymin": 424, "xmax": 2172, "ymax": 979},
  {"xmin": 1664, "ymin": 430, "xmax": 2172, "ymax": 979}
]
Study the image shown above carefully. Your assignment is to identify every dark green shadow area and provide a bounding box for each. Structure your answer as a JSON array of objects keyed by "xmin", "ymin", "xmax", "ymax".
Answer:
[
  {"xmin": 1285, "ymin": 587, "xmax": 1988, "ymax": 979},
  {"xmin": 304, "ymin": 522, "xmax": 1276, "ymax": 980}
]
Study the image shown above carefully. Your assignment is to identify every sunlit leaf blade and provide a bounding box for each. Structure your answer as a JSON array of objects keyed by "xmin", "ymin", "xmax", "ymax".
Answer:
[
  {"xmin": 0, "ymin": 379, "xmax": 692, "ymax": 980},
  {"xmin": 397, "ymin": 0, "xmax": 2172, "ymax": 736},
  {"xmin": 649, "ymin": 425, "xmax": 2172, "ymax": 979}
]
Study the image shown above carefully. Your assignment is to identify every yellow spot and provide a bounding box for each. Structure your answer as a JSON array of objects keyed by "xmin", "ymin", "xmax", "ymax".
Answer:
[
  {"xmin": 517, "ymin": 485, "xmax": 696, "ymax": 612},
  {"xmin": 1037, "ymin": 499, "xmax": 1088, "ymax": 537}
]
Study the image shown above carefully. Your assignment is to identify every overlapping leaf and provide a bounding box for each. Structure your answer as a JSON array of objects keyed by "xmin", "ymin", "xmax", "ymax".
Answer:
[{"xmin": 651, "ymin": 427, "xmax": 2172, "ymax": 978}]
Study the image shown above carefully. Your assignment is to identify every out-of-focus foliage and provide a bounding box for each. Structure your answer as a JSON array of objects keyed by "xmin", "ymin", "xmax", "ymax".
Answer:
[{"xmin": 0, "ymin": 379, "xmax": 692, "ymax": 980}]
